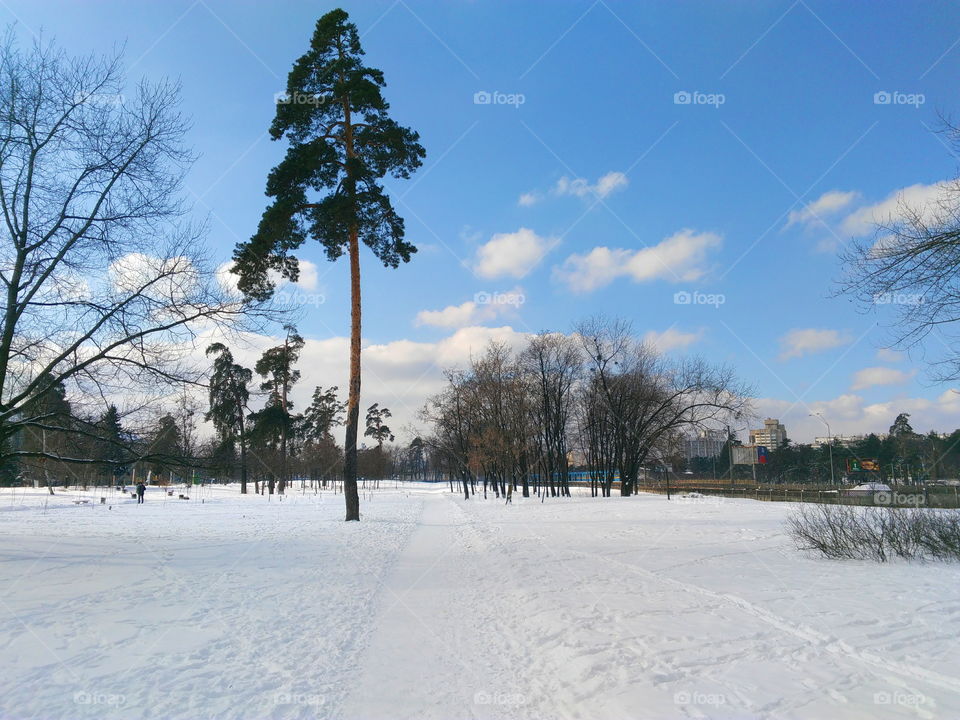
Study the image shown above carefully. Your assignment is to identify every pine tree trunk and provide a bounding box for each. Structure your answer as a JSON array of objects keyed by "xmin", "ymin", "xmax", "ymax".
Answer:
[
  {"xmin": 343, "ymin": 226, "xmax": 362, "ymax": 521},
  {"xmin": 239, "ymin": 437, "xmax": 248, "ymax": 495},
  {"xmin": 279, "ymin": 346, "xmax": 288, "ymax": 495}
]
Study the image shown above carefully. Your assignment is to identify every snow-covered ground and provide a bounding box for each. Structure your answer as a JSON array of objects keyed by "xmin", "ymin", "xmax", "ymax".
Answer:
[{"xmin": 1, "ymin": 484, "xmax": 959, "ymax": 719}]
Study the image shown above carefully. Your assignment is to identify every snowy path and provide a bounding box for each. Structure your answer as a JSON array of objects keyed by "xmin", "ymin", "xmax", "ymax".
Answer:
[
  {"xmin": 1, "ymin": 485, "xmax": 960, "ymax": 719},
  {"xmin": 345, "ymin": 490, "xmax": 960, "ymax": 719},
  {"xmin": 342, "ymin": 490, "xmax": 548, "ymax": 719}
]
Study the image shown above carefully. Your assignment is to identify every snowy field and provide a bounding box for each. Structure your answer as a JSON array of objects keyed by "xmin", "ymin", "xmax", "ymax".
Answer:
[{"xmin": 1, "ymin": 484, "xmax": 959, "ymax": 720}]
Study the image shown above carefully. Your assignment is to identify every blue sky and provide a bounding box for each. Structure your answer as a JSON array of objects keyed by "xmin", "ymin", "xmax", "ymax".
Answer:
[{"xmin": 10, "ymin": 0, "xmax": 960, "ymax": 441}]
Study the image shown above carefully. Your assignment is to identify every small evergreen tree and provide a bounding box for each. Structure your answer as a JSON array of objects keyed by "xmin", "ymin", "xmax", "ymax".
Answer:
[
  {"xmin": 254, "ymin": 325, "xmax": 304, "ymax": 494},
  {"xmin": 206, "ymin": 343, "xmax": 253, "ymax": 493}
]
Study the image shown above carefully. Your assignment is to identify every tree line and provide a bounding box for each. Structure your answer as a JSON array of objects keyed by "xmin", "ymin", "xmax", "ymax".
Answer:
[
  {"xmin": 4, "ymin": 323, "xmax": 408, "ymax": 495},
  {"xmin": 422, "ymin": 317, "xmax": 753, "ymax": 500},
  {"xmin": 204, "ymin": 325, "xmax": 400, "ymax": 495},
  {"xmin": 727, "ymin": 412, "xmax": 960, "ymax": 486}
]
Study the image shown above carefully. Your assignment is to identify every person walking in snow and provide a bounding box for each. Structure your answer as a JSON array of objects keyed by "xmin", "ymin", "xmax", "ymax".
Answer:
[
  {"xmin": 136, "ymin": 481, "xmax": 146, "ymax": 504},
  {"xmin": 505, "ymin": 483, "xmax": 513, "ymax": 505}
]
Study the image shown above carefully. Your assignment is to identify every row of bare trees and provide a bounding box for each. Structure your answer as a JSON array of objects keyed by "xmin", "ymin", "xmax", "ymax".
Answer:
[{"xmin": 423, "ymin": 318, "xmax": 753, "ymax": 500}]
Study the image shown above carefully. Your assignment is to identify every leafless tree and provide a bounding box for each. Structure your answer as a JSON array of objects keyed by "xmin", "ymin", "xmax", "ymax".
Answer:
[
  {"xmin": 0, "ymin": 33, "xmax": 267, "ymax": 470},
  {"xmin": 577, "ymin": 317, "xmax": 752, "ymax": 496},
  {"xmin": 839, "ymin": 120, "xmax": 960, "ymax": 380},
  {"xmin": 425, "ymin": 319, "xmax": 752, "ymax": 500},
  {"xmin": 521, "ymin": 333, "xmax": 582, "ymax": 498}
]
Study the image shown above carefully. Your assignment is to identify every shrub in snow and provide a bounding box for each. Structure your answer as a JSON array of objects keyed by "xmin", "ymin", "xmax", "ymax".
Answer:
[{"xmin": 788, "ymin": 504, "xmax": 960, "ymax": 562}]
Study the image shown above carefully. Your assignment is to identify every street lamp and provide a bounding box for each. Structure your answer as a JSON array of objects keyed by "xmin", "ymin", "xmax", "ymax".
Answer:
[{"xmin": 810, "ymin": 413, "xmax": 836, "ymax": 486}]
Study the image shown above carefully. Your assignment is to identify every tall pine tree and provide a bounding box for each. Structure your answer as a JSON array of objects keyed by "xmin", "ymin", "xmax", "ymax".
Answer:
[{"xmin": 231, "ymin": 9, "xmax": 425, "ymax": 520}]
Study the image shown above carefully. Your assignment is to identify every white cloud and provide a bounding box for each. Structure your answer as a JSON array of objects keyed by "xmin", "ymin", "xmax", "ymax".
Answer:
[
  {"xmin": 290, "ymin": 259, "xmax": 319, "ymax": 291},
  {"xmin": 594, "ymin": 171, "xmax": 629, "ymax": 198},
  {"xmin": 216, "ymin": 262, "xmax": 241, "ymax": 296},
  {"xmin": 520, "ymin": 171, "xmax": 629, "ymax": 207},
  {"xmin": 555, "ymin": 171, "xmax": 628, "ymax": 199},
  {"xmin": 472, "ymin": 228, "xmax": 559, "ymax": 279},
  {"xmin": 110, "ymin": 253, "xmax": 199, "ymax": 300},
  {"xmin": 778, "ymin": 328, "xmax": 851, "ymax": 360},
  {"xmin": 840, "ymin": 181, "xmax": 950, "ymax": 237},
  {"xmin": 851, "ymin": 366, "xmax": 915, "ymax": 390},
  {"xmin": 786, "ymin": 190, "xmax": 859, "ymax": 228},
  {"xmin": 642, "ymin": 327, "xmax": 703, "ymax": 352},
  {"xmin": 415, "ymin": 301, "xmax": 485, "ymax": 329},
  {"xmin": 876, "ymin": 348, "xmax": 905, "ymax": 363},
  {"xmin": 415, "ymin": 288, "xmax": 525, "ymax": 329},
  {"xmin": 216, "ymin": 258, "xmax": 320, "ymax": 296},
  {"xmin": 786, "ymin": 182, "xmax": 953, "ymax": 252},
  {"xmin": 554, "ymin": 228, "xmax": 721, "ymax": 293}
]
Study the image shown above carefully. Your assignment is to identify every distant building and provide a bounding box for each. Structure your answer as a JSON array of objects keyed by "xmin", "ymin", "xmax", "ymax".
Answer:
[
  {"xmin": 813, "ymin": 433, "xmax": 889, "ymax": 447},
  {"xmin": 683, "ymin": 429, "xmax": 727, "ymax": 460},
  {"xmin": 814, "ymin": 434, "xmax": 865, "ymax": 448},
  {"xmin": 750, "ymin": 418, "xmax": 786, "ymax": 448}
]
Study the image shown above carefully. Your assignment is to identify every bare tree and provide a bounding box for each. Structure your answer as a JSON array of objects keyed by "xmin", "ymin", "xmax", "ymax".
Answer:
[
  {"xmin": 577, "ymin": 317, "xmax": 752, "ymax": 496},
  {"xmin": 0, "ymin": 33, "xmax": 265, "ymax": 471},
  {"xmin": 425, "ymin": 320, "xmax": 751, "ymax": 501},
  {"xmin": 839, "ymin": 121, "xmax": 960, "ymax": 380},
  {"xmin": 521, "ymin": 333, "xmax": 582, "ymax": 498}
]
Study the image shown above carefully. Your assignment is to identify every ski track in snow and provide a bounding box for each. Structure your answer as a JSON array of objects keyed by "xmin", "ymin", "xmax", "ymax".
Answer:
[{"xmin": 1, "ymin": 485, "xmax": 959, "ymax": 719}]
